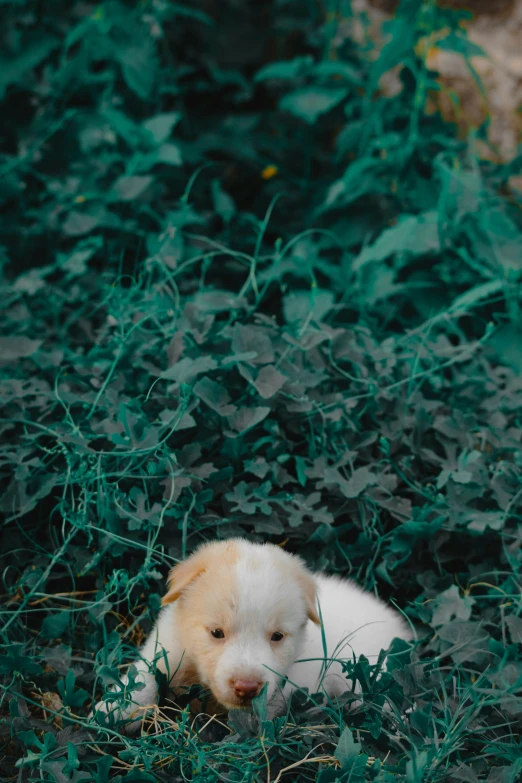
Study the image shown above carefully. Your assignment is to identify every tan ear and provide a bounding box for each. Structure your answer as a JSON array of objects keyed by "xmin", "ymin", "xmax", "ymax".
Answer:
[
  {"xmin": 296, "ymin": 566, "xmax": 321, "ymax": 625},
  {"xmin": 162, "ymin": 550, "xmax": 208, "ymax": 605},
  {"xmin": 161, "ymin": 539, "xmax": 239, "ymax": 605}
]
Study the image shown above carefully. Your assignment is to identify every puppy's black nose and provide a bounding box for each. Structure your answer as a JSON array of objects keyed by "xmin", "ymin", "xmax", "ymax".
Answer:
[{"xmin": 233, "ymin": 679, "xmax": 260, "ymax": 700}]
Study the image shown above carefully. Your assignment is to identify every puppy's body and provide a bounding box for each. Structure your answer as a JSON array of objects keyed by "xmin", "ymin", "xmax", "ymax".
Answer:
[
  {"xmin": 286, "ymin": 574, "xmax": 409, "ymax": 699},
  {"xmin": 92, "ymin": 540, "xmax": 410, "ymax": 728}
]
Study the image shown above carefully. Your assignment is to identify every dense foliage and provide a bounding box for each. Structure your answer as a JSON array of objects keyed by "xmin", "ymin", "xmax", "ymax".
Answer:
[{"xmin": 1, "ymin": 0, "xmax": 522, "ymax": 780}]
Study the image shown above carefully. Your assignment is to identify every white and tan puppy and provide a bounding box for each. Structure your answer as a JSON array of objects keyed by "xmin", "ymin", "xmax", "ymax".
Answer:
[{"xmin": 92, "ymin": 539, "xmax": 410, "ymax": 728}]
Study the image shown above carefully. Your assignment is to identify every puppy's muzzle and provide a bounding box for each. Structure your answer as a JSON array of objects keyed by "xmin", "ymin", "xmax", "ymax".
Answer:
[{"xmin": 231, "ymin": 678, "xmax": 262, "ymax": 701}]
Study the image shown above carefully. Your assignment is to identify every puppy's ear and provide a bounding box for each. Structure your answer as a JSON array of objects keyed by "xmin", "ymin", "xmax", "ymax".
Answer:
[
  {"xmin": 161, "ymin": 540, "xmax": 239, "ymax": 605},
  {"xmin": 162, "ymin": 550, "xmax": 208, "ymax": 605},
  {"xmin": 296, "ymin": 565, "xmax": 321, "ymax": 625}
]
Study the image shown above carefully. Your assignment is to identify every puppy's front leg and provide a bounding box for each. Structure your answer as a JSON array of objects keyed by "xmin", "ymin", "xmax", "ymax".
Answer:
[{"xmin": 90, "ymin": 606, "xmax": 184, "ymax": 733}]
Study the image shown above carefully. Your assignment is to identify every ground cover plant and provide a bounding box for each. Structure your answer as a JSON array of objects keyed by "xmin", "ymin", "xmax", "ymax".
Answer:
[{"xmin": 1, "ymin": 0, "xmax": 522, "ymax": 780}]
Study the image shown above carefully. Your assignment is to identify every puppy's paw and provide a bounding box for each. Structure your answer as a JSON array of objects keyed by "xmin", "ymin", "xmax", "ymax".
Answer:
[
  {"xmin": 88, "ymin": 697, "xmax": 152, "ymax": 735},
  {"xmin": 88, "ymin": 666, "xmax": 160, "ymax": 734}
]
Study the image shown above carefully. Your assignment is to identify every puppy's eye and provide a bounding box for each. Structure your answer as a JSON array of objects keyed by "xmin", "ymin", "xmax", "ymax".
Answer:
[
  {"xmin": 211, "ymin": 628, "xmax": 225, "ymax": 639},
  {"xmin": 271, "ymin": 632, "xmax": 284, "ymax": 642}
]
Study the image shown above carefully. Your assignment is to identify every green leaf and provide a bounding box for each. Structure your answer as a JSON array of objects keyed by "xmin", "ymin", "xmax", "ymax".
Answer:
[
  {"xmin": 157, "ymin": 143, "xmax": 183, "ymax": 166},
  {"xmin": 295, "ymin": 457, "xmax": 307, "ymax": 488},
  {"xmin": 253, "ymin": 366, "xmax": 286, "ymax": 399},
  {"xmin": 194, "ymin": 377, "xmax": 237, "ymax": 415},
  {"xmin": 481, "ymin": 209, "xmax": 522, "ymax": 278},
  {"xmin": 465, "ymin": 510, "xmax": 504, "ymax": 534},
  {"xmin": 91, "ymin": 756, "xmax": 113, "ymax": 783},
  {"xmin": 283, "ymin": 289, "xmax": 335, "ymax": 328},
  {"xmin": 0, "ymin": 36, "xmax": 60, "ymax": 97},
  {"xmin": 244, "ymin": 458, "xmax": 271, "ymax": 479},
  {"xmin": 0, "ymin": 645, "xmax": 42, "ymax": 677},
  {"xmin": 147, "ymin": 226, "xmax": 184, "ymax": 266},
  {"xmin": 112, "ymin": 175, "xmax": 153, "ymax": 201},
  {"xmin": 161, "ymin": 356, "xmax": 218, "ymax": 384},
  {"xmin": 143, "ymin": 112, "xmax": 181, "ymax": 144},
  {"xmin": 506, "ymin": 615, "xmax": 522, "ymax": 644},
  {"xmin": 226, "ymin": 482, "xmax": 257, "ymax": 514},
  {"xmin": 57, "ymin": 241, "xmax": 100, "ymax": 277},
  {"xmin": 431, "ymin": 585, "xmax": 475, "ymax": 626},
  {"xmin": 211, "ymin": 180, "xmax": 236, "ymax": 222},
  {"xmin": 97, "ymin": 663, "xmax": 125, "ymax": 689},
  {"xmin": 16, "ymin": 731, "xmax": 57, "ymax": 765},
  {"xmin": 43, "ymin": 643, "xmax": 73, "ymax": 676},
  {"xmin": 13, "ymin": 268, "xmax": 51, "ymax": 295},
  {"xmin": 255, "ymin": 56, "xmax": 313, "ymax": 82},
  {"xmin": 117, "ymin": 39, "xmax": 157, "ymax": 99},
  {"xmin": 0, "ymin": 475, "xmax": 58, "ymax": 518},
  {"xmin": 406, "ymin": 750, "xmax": 429, "ymax": 783},
  {"xmin": 225, "ymin": 481, "xmax": 273, "ymax": 514},
  {"xmin": 353, "ymin": 212, "xmax": 439, "ymax": 270},
  {"xmin": 232, "ymin": 324, "xmax": 274, "ymax": 363},
  {"xmin": 368, "ymin": 16, "xmax": 416, "ymax": 92},
  {"xmin": 313, "ymin": 61, "xmax": 362, "ymax": 85},
  {"xmin": 62, "ymin": 210, "xmax": 102, "ymax": 237},
  {"xmin": 344, "ymin": 467, "xmax": 378, "ymax": 498},
  {"xmin": 102, "ymin": 108, "xmax": 149, "ymax": 148},
  {"xmin": 227, "ymin": 406, "xmax": 270, "ymax": 435},
  {"xmin": 324, "ymin": 466, "xmax": 378, "ymax": 499},
  {"xmin": 450, "ymin": 280, "xmax": 503, "ymax": 313},
  {"xmin": 436, "ymin": 32, "xmax": 487, "ymax": 60},
  {"xmin": 323, "ymin": 156, "xmax": 390, "ymax": 210},
  {"xmin": 0, "ymin": 336, "xmax": 41, "ymax": 361},
  {"xmin": 335, "ymin": 726, "xmax": 361, "ymax": 765},
  {"xmin": 41, "ymin": 610, "xmax": 70, "ymax": 640},
  {"xmin": 489, "ymin": 325, "xmax": 522, "ymax": 375},
  {"xmin": 57, "ymin": 668, "xmax": 89, "ymax": 707},
  {"xmin": 63, "ymin": 742, "xmax": 80, "ymax": 777},
  {"xmin": 334, "ymin": 727, "xmax": 368, "ymax": 780},
  {"xmin": 280, "ymin": 87, "xmax": 348, "ymax": 124}
]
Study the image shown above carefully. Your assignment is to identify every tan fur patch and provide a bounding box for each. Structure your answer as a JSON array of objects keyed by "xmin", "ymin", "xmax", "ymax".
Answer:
[
  {"xmin": 297, "ymin": 569, "xmax": 321, "ymax": 625},
  {"xmin": 169, "ymin": 658, "xmax": 224, "ymax": 716},
  {"xmin": 162, "ymin": 539, "xmax": 239, "ymax": 605},
  {"xmin": 171, "ymin": 657, "xmax": 199, "ymax": 689},
  {"xmin": 166, "ymin": 540, "xmax": 240, "ymax": 702}
]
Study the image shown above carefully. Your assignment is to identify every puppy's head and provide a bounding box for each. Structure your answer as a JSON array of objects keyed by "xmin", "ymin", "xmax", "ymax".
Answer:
[{"xmin": 162, "ymin": 539, "xmax": 320, "ymax": 710}]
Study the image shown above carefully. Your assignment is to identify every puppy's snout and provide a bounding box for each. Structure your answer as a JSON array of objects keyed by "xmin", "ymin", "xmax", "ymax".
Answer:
[{"xmin": 232, "ymin": 678, "xmax": 261, "ymax": 700}]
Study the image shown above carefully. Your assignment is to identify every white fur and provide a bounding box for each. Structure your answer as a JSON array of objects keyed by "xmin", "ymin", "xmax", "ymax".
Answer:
[{"xmin": 91, "ymin": 540, "xmax": 410, "ymax": 730}]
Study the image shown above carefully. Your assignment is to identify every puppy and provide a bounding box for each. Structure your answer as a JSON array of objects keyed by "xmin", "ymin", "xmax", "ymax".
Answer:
[{"xmin": 91, "ymin": 539, "xmax": 410, "ymax": 729}]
